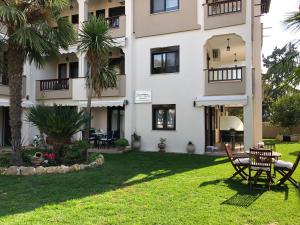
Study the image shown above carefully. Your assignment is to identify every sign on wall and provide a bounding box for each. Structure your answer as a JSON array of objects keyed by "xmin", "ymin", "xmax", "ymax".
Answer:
[{"xmin": 135, "ymin": 90, "xmax": 152, "ymax": 104}]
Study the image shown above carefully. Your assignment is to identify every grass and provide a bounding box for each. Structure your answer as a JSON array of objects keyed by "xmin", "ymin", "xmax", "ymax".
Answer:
[{"xmin": 0, "ymin": 142, "xmax": 299, "ymax": 225}]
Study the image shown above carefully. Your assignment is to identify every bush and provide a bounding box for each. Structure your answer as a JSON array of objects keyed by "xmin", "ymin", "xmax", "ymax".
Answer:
[
  {"xmin": 87, "ymin": 152, "xmax": 104, "ymax": 163},
  {"xmin": 0, "ymin": 153, "xmax": 10, "ymax": 167},
  {"xmin": 64, "ymin": 140, "xmax": 90, "ymax": 165},
  {"xmin": 270, "ymin": 94, "xmax": 300, "ymax": 134},
  {"xmin": 115, "ymin": 138, "xmax": 129, "ymax": 147}
]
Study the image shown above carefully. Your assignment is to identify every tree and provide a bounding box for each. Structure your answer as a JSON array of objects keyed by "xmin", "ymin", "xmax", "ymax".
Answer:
[
  {"xmin": 270, "ymin": 94, "xmax": 300, "ymax": 134},
  {"xmin": 284, "ymin": 9, "xmax": 300, "ymax": 87},
  {"xmin": 262, "ymin": 43, "xmax": 300, "ymax": 120},
  {"xmin": 0, "ymin": 0, "xmax": 75, "ymax": 165},
  {"xmin": 78, "ymin": 16, "xmax": 117, "ymax": 142},
  {"xmin": 26, "ymin": 105, "xmax": 89, "ymax": 160}
]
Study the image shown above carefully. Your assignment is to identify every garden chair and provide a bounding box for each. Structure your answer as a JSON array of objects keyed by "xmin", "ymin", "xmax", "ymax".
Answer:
[
  {"xmin": 274, "ymin": 151, "xmax": 300, "ymax": 188},
  {"xmin": 249, "ymin": 148, "xmax": 273, "ymax": 191},
  {"xmin": 224, "ymin": 144, "xmax": 249, "ymax": 180}
]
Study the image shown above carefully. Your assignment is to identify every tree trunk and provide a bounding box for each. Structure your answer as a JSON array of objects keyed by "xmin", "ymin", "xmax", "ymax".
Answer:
[
  {"xmin": 83, "ymin": 66, "xmax": 93, "ymax": 142},
  {"xmin": 7, "ymin": 43, "xmax": 25, "ymax": 166}
]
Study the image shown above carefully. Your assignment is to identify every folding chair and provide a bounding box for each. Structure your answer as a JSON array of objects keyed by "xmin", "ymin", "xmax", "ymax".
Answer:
[
  {"xmin": 249, "ymin": 148, "xmax": 273, "ymax": 191},
  {"xmin": 224, "ymin": 144, "xmax": 249, "ymax": 180},
  {"xmin": 275, "ymin": 152, "xmax": 300, "ymax": 188}
]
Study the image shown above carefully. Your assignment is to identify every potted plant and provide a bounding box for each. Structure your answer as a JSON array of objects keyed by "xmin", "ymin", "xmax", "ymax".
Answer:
[
  {"xmin": 186, "ymin": 141, "xmax": 196, "ymax": 154},
  {"xmin": 115, "ymin": 138, "xmax": 129, "ymax": 151},
  {"xmin": 131, "ymin": 132, "xmax": 141, "ymax": 151},
  {"xmin": 158, "ymin": 138, "xmax": 167, "ymax": 153}
]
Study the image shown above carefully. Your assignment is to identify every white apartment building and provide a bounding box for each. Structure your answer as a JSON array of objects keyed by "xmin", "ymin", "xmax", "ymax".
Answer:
[{"xmin": 0, "ymin": 0, "xmax": 271, "ymax": 154}]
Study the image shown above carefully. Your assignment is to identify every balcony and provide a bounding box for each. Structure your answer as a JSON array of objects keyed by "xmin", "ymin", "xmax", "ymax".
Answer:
[
  {"xmin": 36, "ymin": 75, "xmax": 126, "ymax": 101},
  {"xmin": 204, "ymin": 67, "xmax": 246, "ymax": 96},
  {"xmin": 204, "ymin": 0, "xmax": 246, "ymax": 30},
  {"xmin": 36, "ymin": 79, "xmax": 72, "ymax": 100},
  {"xmin": 106, "ymin": 15, "xmax": 126, "ymax": 39}
]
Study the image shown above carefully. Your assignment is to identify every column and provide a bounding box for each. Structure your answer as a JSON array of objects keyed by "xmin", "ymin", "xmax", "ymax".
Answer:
[{"xmin": 77, "ymin": 0, "xmax": 88, "ymax": 31}]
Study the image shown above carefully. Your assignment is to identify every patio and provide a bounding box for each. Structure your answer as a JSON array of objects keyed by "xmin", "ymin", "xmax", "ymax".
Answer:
[{"xmin": 0, "ymin": 141, "xmax": 299, "ymax": 225}]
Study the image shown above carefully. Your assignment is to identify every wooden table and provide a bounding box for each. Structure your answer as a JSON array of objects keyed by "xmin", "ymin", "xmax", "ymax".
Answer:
[{"xmin": 246, "ymin": 150, "xmax": 282, "ymax": 160}]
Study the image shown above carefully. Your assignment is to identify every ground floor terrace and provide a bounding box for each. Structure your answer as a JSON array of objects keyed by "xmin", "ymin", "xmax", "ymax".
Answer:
[{"xmin": 0, "ymin": 141, "xmax": 299, "ymax": 225}]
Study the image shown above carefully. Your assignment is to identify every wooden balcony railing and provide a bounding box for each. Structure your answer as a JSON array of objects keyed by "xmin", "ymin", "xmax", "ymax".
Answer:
[
  {"xmin": 208, "ymin": 67, "xmax": 243, "ymax": 82},
  {"xmin": 207, "ymin": 0, "xmax": 242, "ymax": 16},
  {"xmin": 106, "ymin": 16, "xmax": 120, "ymax": 28},
  {"xmin": 40, "ymin": 78, "xmax": 69, "ymax": 91}
]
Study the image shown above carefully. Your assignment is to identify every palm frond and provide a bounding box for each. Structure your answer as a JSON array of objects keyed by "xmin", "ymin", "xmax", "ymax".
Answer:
[
  {"xmin": 26, "ymin": 105, "xmax": 89, "ymax": 142},
  {"xmin": 0, "ymin": 5, "xmax": 26, "ymax": 26},
  {"xmin": 90, "ymin": 63, "xmax": 118, "ymax": 96},
  {"xmin": 78, "ymin": 16, "xmax": 115, "ymax": 55},
  {"xmin": 285, "ymin": 11, "xmax": 300, "ymax": 33}
]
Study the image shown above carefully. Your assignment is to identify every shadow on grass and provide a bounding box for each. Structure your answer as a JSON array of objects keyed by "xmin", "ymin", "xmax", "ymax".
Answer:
[
  {"xmin": 0, "ymin": 152, "xmax": 227, "ymax": 217},
  {"xmin": 200, "ymin": 178, "xmax": 293, "ymax": 208},
  {"xmin": 222, "ymin": 191, "xmax": 264, "ymax": 208}
]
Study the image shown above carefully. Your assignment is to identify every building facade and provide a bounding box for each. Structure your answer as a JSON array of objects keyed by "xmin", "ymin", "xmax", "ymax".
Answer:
[{"xmin": 1, "ymin": 0, "xmax": 271, "ymax": 154}]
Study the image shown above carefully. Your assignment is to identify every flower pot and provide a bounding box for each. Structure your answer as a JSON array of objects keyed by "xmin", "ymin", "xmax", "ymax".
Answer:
[
  {"xmin": 132, "ymin": 140, "xmax": 141, "ymax": 150},
  {"xmin": 31, "ymin": 152, "xmax": 44, "ymax": 166},
  {"xmin": 187, "ymin": 144, "xmax": 195, "ymax": 154},
  {"xmin": 158, "ymin": 143, "xmax": 166, "ymax": 153}
]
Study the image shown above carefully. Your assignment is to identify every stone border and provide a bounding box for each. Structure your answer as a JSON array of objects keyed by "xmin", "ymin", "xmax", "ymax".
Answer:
[{"xmin": 0, "ymin": 155, "xmax": 104, "ymax": 176}]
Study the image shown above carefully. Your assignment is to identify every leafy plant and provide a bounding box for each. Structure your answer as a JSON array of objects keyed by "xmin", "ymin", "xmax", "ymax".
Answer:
[
  {"xmin": 26, "ymin": 105, "xmax": 89, "ymax": 143},
  {"xmin": 115, "ymin": 138, "xmax": 129, "ymax": 147},
  {"xmin": 159, "ymin": 138, "xmax": 167, "ymax": 145},
  {"xmin": 0, "ymin": 153, "xmax": 10, "ymax": 167},
  {"xmin": 0, "ymin": 0, "xmax": 75, "ymax": 165},
  {"xmin": 87, "ymin": 153, "xmax": 104, "ymax": 163},
  {"xmin": 64, "ymin": 141, "xmax": 90, "ymax": 164},
  {"xmin": 78, "ymin": 16, "xmax": 117, "ymax": 142},
  {"xmin": 270, "ymin": 94, "xmax": 300, "ymax": 134}
]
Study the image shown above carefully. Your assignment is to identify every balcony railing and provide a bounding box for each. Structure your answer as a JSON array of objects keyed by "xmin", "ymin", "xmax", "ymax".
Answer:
[
  {"xmin": 106, "ymin": 16, "xmax": 120, "ymax": 28},
  {"xmin": 208, "ymin": 67, "xmax": 243, "ymax": 82},
  {"xmin": 40, "ymin": 78, "xmax": 69, "ymax": 91},
  {"xmin": 207, "ymin": 0, "xmax": 242, "ymax": 16}
]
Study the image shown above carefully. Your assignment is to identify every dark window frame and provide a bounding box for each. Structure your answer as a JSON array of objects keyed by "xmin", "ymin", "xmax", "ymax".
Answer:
[
  {"xmin": 151, "ymin": 0, "xmax": 180, "ymax": 14},
  {"xmin": 152, "ymin": 104, "xmax": 176, "ymax": 131},
  {"xmin": 151, "ymin": 46, "xmax": 180, "ymax": 74},
  {"xmin": 71, "ymin": 14, "xmax": 79, "ymax": 24},
  {"xmin": 58, "ymin": 63, "xmax": 67, "ymax": 79},
  {"xmin": 69, "ymin": 62, "xmax": 79, "ymax": 78}
]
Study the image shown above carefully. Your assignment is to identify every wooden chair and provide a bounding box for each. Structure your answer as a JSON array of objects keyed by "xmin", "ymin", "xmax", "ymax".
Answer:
[
  {"xmin": 249, "ymin": 148, "xmax": 273, "ymax": 190},
  {"xmin": 274, "ymin": 152, "xmax": 300, "ymax": 188},
  {"xmin": 224, "ymin": 144, "xmax": 249, "ymax": 180}
]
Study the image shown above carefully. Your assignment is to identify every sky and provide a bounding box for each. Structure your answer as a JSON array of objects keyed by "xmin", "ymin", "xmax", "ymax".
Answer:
[{"xmin": 262, "ymin": 0, "xmax": 299, "ymax": 57}]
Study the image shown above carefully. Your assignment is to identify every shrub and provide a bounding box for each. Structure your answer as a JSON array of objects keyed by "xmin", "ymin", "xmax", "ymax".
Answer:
[
  {"xmin": 64, "ymin": 140, "xmax": 90, "ymax": 165},
  {"xmin": 270, "ymin": 94, "xmax": 300, "ymax": 134},
  {"xmin": 0, "ymin": 153, "xmax": 10, "ymax": 167},
  {"xmin": 115, "ymin": 138, "xmax": 129, "ymax": 147},
  {"xmin": 87, "ymin": 153, "xmax": 104, "ymax": 163}
]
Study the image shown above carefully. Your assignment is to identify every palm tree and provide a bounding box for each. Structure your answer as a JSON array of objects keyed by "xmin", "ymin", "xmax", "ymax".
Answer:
[
  {"xmin": 78, "ymin": 16, "xmax": 117, "ymax": 142},
  {"xmin": 26, "ymin": 104, "xmax": 89, "ymax": 161},
  {"xmin": 0, "ymin": 0, "xmax": 75, "ymax": 165},
  {"xmin": 284, "ymin": 7, "xmax": 300, "ymax": 86},
  {"xmin": 285, "ymin": 11, "xmax": 300, "ymax": 34}
]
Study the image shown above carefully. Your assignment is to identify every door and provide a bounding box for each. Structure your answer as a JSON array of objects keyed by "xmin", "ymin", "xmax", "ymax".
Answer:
[
  {"xmin": 58, "ymin": 63, "xmax": 67, "ymax": 79},
  {"xmin": 69, "ymin": 62, "xmax": 79, "ymax": 78},
  {"xmin": 107, "ymin": 106, "xmax": 125, "ymax": 139},
  {"xmin": 205, "ymin": 106, "xmax": 216, "ymax": 147}
]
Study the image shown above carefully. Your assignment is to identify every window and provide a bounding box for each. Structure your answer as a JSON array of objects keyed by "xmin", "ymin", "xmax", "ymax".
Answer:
[
  {"xmin": 109, "ymin": 58, "xmax": 125, "ymax": 75},
  {"xmin": 69, "ymin": 62, "xmax": 79, "ymax": 78},
  {"xmin": 58, "ymin": 63, "xmax": 67, "ymax": 79},
  {"xmin": 152, "ymin": 105, "xmax": 176, "ymax": 130},
  {"xmin": 71, "ymin": 14, "xmax": 79, "ymax": 24},
  {"xmin": 151, "ymin": 0, "xmax": 179, "ymax": 13},
  {"xmin": 96, "ymin": 9, "xmax": 105, "ymax": 20},
  {"xmin": 151, "ymin": 46, "xmax": 179, "ymax": 74}
]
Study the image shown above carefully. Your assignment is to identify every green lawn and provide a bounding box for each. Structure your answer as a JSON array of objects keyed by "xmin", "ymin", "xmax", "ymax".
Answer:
[{"xmin": 0, "ymin": 142, "xmax": 299, "ymax": 225}]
